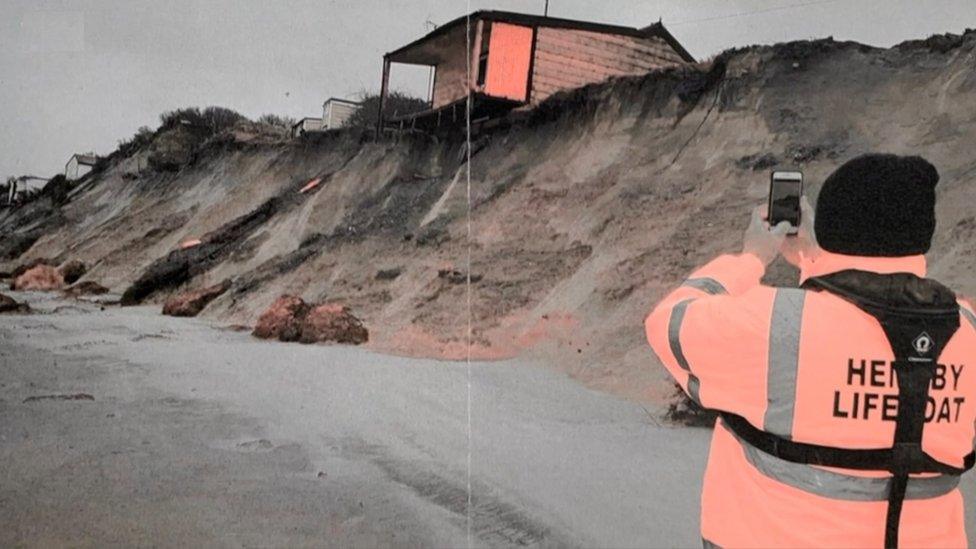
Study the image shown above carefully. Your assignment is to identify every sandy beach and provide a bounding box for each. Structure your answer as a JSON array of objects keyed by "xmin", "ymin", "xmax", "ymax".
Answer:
[
  {"xmin": 2, "ymin": 292, "xmax": 717, "ymax": 548},
  {"xmin": 4, "ymin": 292, "xmax": 976, "ymax": 547}
]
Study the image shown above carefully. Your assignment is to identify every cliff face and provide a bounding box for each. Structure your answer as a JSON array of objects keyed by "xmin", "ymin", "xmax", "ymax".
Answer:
[{"xmin": 3, "ymin": 31, "xmax": 974, "ymax": 408}]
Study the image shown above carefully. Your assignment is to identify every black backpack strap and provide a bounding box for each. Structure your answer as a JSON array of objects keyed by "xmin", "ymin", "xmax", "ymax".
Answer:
[
  {"xmin": 717, "ymin": 272, "xmax": 970, "ymax": 547},
  {"xmin": 720, "ymin": 412, "xmax": 973, "ymax": 475},
  {"xmin": 807, "ymin": 272, "xmax": 962, "ymax": 548},
  {"xmin": 878, "ymin": 319, "xmax": 960, "ymax": 547}
]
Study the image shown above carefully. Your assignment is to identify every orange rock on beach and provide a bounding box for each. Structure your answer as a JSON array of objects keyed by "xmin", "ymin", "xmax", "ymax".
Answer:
[
  {"xmin": 300, "ymin": 303, "xmax": 369, "ymax": 344},
  {"xmin": 252, "ymin": 295, "xmax": 309, "ymax": 342},
  {"xmin": 11, "ymin": 264, "xmax": 64, "ymax": 291},
  {"xmin": 252, "ymin": 295, "xmax": 368, "ymax": 345}
]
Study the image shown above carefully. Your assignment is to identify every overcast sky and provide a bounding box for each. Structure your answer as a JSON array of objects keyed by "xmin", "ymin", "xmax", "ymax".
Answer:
[{"xmin": 1, "ymin": 0, "xmax": 973, "ymax": 179}]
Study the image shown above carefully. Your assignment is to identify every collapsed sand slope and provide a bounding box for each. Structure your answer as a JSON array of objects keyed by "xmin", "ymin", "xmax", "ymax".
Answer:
[{"xmin": 4, "ymin": 31, "xmax": 975, "ymax": 408}]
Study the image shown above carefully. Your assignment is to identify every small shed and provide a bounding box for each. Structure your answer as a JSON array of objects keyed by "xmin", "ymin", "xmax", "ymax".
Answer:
[
  {"xmin": 322, "ymin": 98, "xmax": 362, "ymax": 129},
  {"xmin": 4, "ymin": 175, "xmax": 49, "ymax": 206},
  {"xmin": 65, "ymin": 153, "xmax": 98, "ymax": 181},
  {"xmin": 292, "ymin": 117, "xmax": 324, "ymax": 138},
  {"xmin": 378, "ymin": 11, "xmax": 694, "ymax": 129}
]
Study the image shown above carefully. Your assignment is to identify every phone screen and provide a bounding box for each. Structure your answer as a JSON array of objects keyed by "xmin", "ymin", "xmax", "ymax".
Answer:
[{"xmin": 769, "ymin": 171, "xmax": 802, "ymax": 232}]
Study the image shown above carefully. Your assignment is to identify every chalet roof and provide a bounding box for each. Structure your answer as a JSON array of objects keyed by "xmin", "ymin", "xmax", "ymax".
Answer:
[
  {"xmin": 68, "ymin": 153, "xmax": 98, "ymax": 166},
  {"xmin": 324, "ymin": 97, "xmax": 362, "ymax": 107},
  {"xmin": 292, "ymin": 117, "xmax": 323, "ymax": 128},
  {"xmin": 385, "ymin": 10, "xmax": 695, "ymax": 65}
]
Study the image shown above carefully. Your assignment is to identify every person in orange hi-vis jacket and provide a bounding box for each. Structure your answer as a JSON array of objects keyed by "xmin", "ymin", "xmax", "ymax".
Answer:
[{"xmin": 646, "ymin": 154, "xmax": 976, "ymax": 549}]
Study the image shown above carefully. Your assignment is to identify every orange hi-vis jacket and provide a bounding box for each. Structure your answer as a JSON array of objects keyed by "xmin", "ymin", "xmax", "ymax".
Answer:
[{"xmin": 646, "ymin": 251, "xmax": 976, "ymax": 548}]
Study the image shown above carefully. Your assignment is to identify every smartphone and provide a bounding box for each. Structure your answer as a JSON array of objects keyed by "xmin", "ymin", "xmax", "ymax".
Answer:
[{"xmin": 768, "ymin": 170, "xmax": 803, "ymax": 235}]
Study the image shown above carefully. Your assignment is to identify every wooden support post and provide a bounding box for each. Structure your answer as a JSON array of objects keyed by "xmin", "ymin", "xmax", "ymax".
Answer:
[
  {"xmin": 525, "ymin": 26, "xmax": 539, "ymax": 103},
  {"xmin": 469, "ymin": 19, "xmax": 485, "ymax": 93},
  {"xmin": 377, "ymin": 56, "xmax": 391, "ymax": 137}
]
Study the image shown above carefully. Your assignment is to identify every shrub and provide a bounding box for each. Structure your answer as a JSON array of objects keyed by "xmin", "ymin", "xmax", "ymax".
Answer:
[
  {"xmin": 257, "ymin": 113, "xmax": 297, "ymax": 129},
  {"xmin": 41, "ymin": 174, "xmax": 72, "ymax": 205},
  {"xmin": 117, "ymin": 126, "xmax": 156, "ymax": 157},
  {"xmin": 344, "ymin": 91, "xmax": 428, "ymax": 128},
  {"xmin": 16, "ymin": 187, "xmax": 43, "ymax": 204},
  {"xmin": 159, "ymin": 107, "xmax": 202, "ymax": 128},
  {"xmin": 159, "ymin": 106, "xmax": 248, "ymax": 135}
]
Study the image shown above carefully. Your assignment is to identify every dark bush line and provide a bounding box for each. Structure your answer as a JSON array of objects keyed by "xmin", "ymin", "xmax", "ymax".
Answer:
[{"xmin": 344, "ymin": 91, "xmax": 428, "ymax": 129}]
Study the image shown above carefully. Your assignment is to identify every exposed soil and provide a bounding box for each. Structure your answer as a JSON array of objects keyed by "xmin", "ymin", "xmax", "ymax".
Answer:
[{"xmin": 3, "ymin": 30, "xmax": 975, "ymax": 410}]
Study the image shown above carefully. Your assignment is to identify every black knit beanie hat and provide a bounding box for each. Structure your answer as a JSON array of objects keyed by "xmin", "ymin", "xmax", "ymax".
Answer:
[{"xmin": 815, "ymin": 154, "xmax": 939, "ymax": 257}]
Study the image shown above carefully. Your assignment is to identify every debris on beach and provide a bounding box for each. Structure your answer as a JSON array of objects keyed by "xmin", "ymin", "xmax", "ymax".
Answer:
[
  {"xmin": 0, "ymin": 292, "xmax": 30, "ymax": 313},
  {"xmin": 252, "ymin": 295, "xmax": 309, "ymax": 341},
  {"xmin": 300, "ymin": 303, "xmax": 369, "ymax": 344},
  {"xmin": 58, "ymin": 260, "xmax": 87, "ymax": 284},
  {"xmin": 664, "ymin": 383, "xmax": 718, "ymax": 427},
  {"xmin": 23, "ymin": 393, "xmax": 95, "ymax": 403},
  {"xmin": 162, "ymin": 279, "xmax": 231, "ymax": 317},
  {"xmin": 253, "ymin": 295, "xmax": 368, "ymax": 345},
  {"xmin": 10, "ymin": 258, "xmax": 56, "ymax": 280},
  {"xmin": 63, "ymin": 281, "xmax": 110, "ymax": 297},
  {"xmin": 11, "ymin": 264, "xmax": 64, "ymax": 291}
]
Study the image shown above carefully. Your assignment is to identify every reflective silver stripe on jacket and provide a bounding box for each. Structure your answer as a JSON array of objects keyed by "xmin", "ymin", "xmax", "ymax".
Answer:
[
  {"xmin": 763, "ymin": 288, "xmax": 806, "ymax": 439},
  {"xmin": 670, "ymin": 278, "xmax": 727, "ymax": 404},
  {"xmin": 683, "ymin": 277, "xmax": 728, "ymax": 296},
  {"xmin": 669, "ymin": 298, "xmax": 702, "ymax": 404},
  {"xmin": 962, "ymin": 306, "xmax": 976, "ymax": 332},
  {"xmin": 726, "ymin": 422, "xmax": 960, "ymax": 501}
]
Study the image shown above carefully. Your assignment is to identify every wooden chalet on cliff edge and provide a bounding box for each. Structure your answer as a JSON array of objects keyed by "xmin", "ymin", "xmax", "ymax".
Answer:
[{"xmin": 378, "ymin": 10, "xmax": 695, "ymax": 131}]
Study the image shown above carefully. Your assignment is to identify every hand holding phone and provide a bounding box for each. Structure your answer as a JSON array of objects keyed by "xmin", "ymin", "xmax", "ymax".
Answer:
[
  {"xmin": 780, "ymin": 195, "xmax": 821, "ymax": 268},
  {"xmin": 743, "ymin": 205, "xmax": 794, "ymax": 265},
  {"xmin": 768, "ymin": 170, "xmax": 803, "ymax": 235}
]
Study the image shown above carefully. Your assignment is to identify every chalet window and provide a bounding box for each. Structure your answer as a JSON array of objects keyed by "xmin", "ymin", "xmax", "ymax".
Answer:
[
  {"xmin": 477, "ymin": 53, "xmax": 488, "ymax": 86},
  {"xmin": 476, "ymin": 23, "xmax": 491, "ymax": 87}
]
